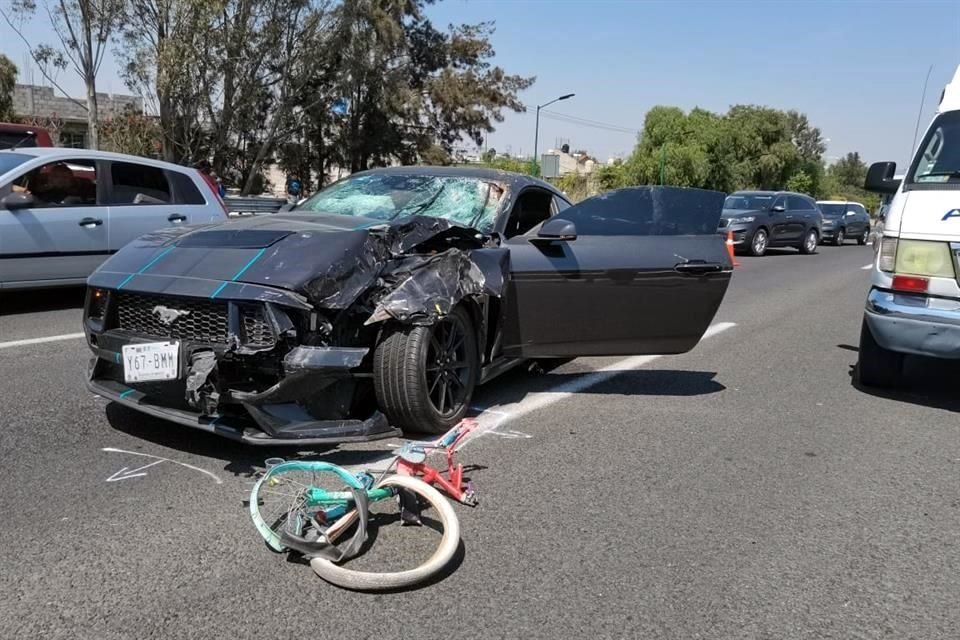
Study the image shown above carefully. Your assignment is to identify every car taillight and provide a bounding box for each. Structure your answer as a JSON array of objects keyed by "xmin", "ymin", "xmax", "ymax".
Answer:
[{"xmin": 891, "ymin": 275, "xmax": 929, "ymax": 293}]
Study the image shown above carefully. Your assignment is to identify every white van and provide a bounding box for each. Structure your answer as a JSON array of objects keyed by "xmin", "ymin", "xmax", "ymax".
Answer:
[{"xmin": 858, "ymin": 64, "xmax": 960, "ymax": 386}]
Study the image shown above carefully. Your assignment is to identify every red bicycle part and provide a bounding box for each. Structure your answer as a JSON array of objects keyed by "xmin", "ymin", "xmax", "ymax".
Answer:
[{"xmin": 396, "ymin": 419, "xmax": 479, "ymax": 506}]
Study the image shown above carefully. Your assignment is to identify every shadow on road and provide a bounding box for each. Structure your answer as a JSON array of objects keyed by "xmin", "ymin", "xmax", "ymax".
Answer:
[
  {"xmin": 1, "ymin": 287, "xmax": 86, "ymax": 316},
  {"xmin": 850, "ymin": 354, "xmax": 960, "ymax": 414}
]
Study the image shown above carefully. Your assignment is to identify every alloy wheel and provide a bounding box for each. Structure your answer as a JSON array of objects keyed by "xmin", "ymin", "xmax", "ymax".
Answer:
[
  {"xmin": 753, "ymin": 230, "xmax": 767, "ymax": 255},
  {"xmin": 424, "ymin": 315, "xmax": 472, "ymax": 418}
]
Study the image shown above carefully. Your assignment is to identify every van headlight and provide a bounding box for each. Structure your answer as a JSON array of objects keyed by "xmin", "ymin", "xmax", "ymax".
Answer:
[{"xmin": 894, "ymin": 239, "xmax": 956, "ymax": 278}]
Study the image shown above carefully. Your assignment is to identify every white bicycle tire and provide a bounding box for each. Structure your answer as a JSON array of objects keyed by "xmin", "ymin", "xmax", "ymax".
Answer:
[{"xmin": 309, "ymin": 474, "xmax": 460, "ymax": 591}]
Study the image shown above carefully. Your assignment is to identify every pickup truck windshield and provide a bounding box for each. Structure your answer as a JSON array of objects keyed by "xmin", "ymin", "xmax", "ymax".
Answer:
[
  {"xmin": 295, "ymin": 174, "xmax": 504, "ymax": 232},
  {"xmin": 909, "ymin": 110, "xmax": 960, "ymax": 184}
]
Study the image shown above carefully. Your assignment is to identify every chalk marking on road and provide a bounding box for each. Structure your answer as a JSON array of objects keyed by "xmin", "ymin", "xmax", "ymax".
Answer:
[
  {"xmin": 0, "ymin": 332, "xmax": 84, "ymax": 350},
  {"xmin": 106, "ymin": 460, "xmax": 165, "ymax": 482},
  {"xmin": 102, "ymin": 447, "xmax": 223, "ymax": 484},
  {"xmin": 861, "ymin": 264, "xmax": 874, "ymax": 270}
]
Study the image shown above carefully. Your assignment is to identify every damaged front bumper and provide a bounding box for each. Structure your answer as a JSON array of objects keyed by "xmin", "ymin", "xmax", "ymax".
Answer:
[{"xmin": 84, "ymin": 290, "xmax": 400, "ymax": 446}]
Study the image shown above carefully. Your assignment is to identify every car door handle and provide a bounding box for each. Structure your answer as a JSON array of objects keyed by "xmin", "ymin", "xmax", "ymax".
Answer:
[
  {"xmin": 675, "ymin": 262, "xmax": 724, "ymax": 274},
  {"xmin": 78, "ymin": 217, "xmax": 103, "ymax": 227},
  {"xmin": 168, "ymin": 213, "xmax": 187, "ymax": 223}
]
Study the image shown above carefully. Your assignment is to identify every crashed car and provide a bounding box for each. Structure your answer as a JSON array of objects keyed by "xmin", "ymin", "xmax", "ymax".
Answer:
[{"xmin": 83, "ymin": 167, "xmax": 733, "ymax": 445}]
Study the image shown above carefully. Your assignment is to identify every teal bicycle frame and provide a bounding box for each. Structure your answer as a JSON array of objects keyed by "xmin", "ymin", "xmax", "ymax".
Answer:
[{"xmin": 249, "ymin": 460, "xmax": 396, "ymax": 552}]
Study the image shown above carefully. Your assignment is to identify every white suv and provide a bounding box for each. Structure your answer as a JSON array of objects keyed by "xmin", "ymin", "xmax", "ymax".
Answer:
[{"xmin": 858, "ymin": 64, "xmax": 960, "ymax": 386}]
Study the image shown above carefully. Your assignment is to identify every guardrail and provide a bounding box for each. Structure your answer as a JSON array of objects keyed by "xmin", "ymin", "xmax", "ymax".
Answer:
[{"xmin": 223, "ymin": 195, "xmax": 288, "ymax": 217}]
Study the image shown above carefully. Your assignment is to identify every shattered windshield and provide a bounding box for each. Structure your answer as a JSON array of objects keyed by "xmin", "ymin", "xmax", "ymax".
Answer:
[{"xmin": 296, "ymin": 174, "xmax": 505, "ymax": 232}]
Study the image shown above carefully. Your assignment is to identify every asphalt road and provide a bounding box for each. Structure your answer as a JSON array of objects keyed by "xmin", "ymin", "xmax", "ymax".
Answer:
[{"xmin": 2, "ymin": 242, "xmax": 959, "ymax": 639}]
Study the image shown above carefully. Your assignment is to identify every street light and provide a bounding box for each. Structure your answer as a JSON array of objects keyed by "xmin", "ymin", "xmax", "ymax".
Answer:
[{"xmin": 534, "ymin": 93, "xmax": 575, "ymax": 176}]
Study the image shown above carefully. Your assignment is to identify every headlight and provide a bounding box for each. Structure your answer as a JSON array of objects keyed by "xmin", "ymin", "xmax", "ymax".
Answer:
[
  {"xmin": 87, "ymin": 287, "xmax": 108, "ymax": 319},
  {"xmin": 733, "ymin": 216, "xmax": 755, "ymax": 223},
  {"xmin": 894, "ymin": 239, "xmax": 955, "ymax": 278}
]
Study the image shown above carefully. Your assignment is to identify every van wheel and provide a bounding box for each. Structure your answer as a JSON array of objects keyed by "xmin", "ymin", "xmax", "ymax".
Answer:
[
  {"xmin": 857, "ymin": 227, "xmax": 870, "ymax": 246},
  {"xmin": 856, "ymin": 319, "xmax": 904, "ymax": 388},
  {"xmin": 373, "ymin": 306, "xmax": 478, "ymax": 435}
]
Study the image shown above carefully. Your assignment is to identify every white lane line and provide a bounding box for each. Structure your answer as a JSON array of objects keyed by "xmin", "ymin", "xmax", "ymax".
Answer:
[
  {"xmin": 0, "ymin": 332, "xmax": 85, "ymax": 350},
  {"xmin": 456, "ymin": 321, "xmax": 737, "ymax": 449},
  {"xmin": 102, "ymin": 447, "xmax": 223, "ymax": 484},
  {"xmin": 861, "ymin": 264, "xmax": 873, "ymax": 270}
]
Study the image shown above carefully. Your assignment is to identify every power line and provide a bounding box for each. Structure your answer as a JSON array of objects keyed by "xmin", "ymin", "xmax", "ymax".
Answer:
[{"xmin": 540, "ymin": 109, "xmax": 639, "ymax": 135}]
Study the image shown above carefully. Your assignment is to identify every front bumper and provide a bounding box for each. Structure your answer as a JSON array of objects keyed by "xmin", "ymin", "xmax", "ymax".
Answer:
[
  {"xmin": 717, "ymin": 226, "xmax": 750, "ymax": 245},
  {"xmin": 85, "ymin": 291, "xmax": 400, "ymax": 446},
  {"xmin": 864, "ymin": 287, "xmax": 960, "ymax": 359}
]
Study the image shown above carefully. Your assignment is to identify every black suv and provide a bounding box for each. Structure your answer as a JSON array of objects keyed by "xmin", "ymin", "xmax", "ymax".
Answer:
[
  {"xmin": 815, "ymin": 200, "xmax": 871, "ymax": 245},
  {"xmin": 718, "ymin": 191, "xmax": 823, "ymax": 256}
]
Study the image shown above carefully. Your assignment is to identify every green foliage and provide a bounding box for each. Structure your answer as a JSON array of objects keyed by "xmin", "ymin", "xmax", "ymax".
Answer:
[
  {"xmin": 476, "ymin": 155, "xmax": 537, "ymax": 176},
  {"xmin": 0, "ymin": 54, "xmax": 17, "ymax": 121},
  {"xmin": 100, "ymin": 106, "xmax": 163, "ymax": 157},
  {"xmin": 785, "ymin": 170, "xmax": 813, "ymax": 194}
]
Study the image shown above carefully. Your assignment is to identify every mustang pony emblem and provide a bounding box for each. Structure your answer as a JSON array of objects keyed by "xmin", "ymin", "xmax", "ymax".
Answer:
[{"xmin": 152, "ymin": 305, "xmax": 191, "ymax": 326}]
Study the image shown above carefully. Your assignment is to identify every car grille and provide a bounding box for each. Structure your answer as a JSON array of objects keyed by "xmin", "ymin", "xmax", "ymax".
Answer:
[{"xmin": 115, "ymin": 293, "xmax": 274, "ymax": 348}]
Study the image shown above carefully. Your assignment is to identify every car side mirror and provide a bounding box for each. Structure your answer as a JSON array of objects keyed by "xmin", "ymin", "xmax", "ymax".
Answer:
[
  {"xmin": 865, "ymin": 162, "xmax": 900, "ymax": 194},
  {"xmin": 847, "ymin": 211, "xmax": 857, "ymax": 216},
  {"xmin": 535, "ymin": 217, "xmax": 577, "ymax": 241},
  {"xmin": 771, "ymin": 205, "xmax": 785, "ymax": 213},
  {"xmin": 1, "ymin": 191, "xmax": 35, "ymax": 210}
]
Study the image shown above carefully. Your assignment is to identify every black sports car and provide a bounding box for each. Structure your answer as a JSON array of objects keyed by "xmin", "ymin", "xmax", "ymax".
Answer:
[{"xmin": 83, "ymin": 167, "xmax": 732, "ymax": 445}]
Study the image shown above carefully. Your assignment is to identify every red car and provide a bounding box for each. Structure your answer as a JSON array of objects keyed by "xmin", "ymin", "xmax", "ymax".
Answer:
[{"xmin": 0, "ymin": 123, "xmax": 54, "ymax": 149}]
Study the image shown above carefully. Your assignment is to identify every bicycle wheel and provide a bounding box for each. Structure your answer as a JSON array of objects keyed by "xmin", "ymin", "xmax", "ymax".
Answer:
[
  {"xmin": 249, "ymin": 461, "xmax": 371, "ymax": 553},
  {"xmin": 309, "ymin": 474, "xmax": 460, "ymax": 591}
]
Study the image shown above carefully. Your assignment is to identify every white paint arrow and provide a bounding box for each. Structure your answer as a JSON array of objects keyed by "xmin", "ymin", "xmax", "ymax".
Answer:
[{"xmin": 106, "ymin": 460, "xmax": 164, "ymax": 482}]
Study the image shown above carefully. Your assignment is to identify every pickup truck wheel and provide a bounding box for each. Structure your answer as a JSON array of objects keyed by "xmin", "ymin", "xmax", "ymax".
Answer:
[
  {"xmin": 374, "ymin": 306, "xmax": 478, "ymax": 435},
  {"xmin": 833, "ymin": 228, "xmax": 845, "ymax": 246},
  {"xmin": 857, "ymin": 227, "xmax": 870, "ymax": 246},
  {"xmin": 799, "ymin": 229, "xmax": 818, "ymax": 254},
  {"xmin": 856, "ymin": 319, "xmax": 904, "ymax": 388}
]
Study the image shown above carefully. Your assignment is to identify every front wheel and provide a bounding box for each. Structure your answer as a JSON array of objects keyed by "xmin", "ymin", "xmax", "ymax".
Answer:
[
  {"xmin": 799, "ymin": 229, "xmax": 818, "ymax": 254},
  {"xmin": 857, "ymin": 227, "xmax": 870, "ymax": 246},
  {"xmin": 374, "ymin": 306, "xmax": 478, "ymax": 434},
  {"xmin": 856, "ymin": 319, "xmax": 904, "ymax": 388},
  {"xmin": 749, "ymin": 228, "xmax": 768, "ymax": 256},
  {"xmin": 833, "ymin": 228, "xmax": 845, "ymax": 246}
]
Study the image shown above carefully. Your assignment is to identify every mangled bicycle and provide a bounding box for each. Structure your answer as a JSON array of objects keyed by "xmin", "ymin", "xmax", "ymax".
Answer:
[{"xmin": 248, "ymin": 419, "xmax": 479, "ymax": 591}]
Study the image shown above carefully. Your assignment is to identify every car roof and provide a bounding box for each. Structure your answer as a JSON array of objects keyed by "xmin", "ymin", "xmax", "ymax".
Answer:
[
  {"xmin": 0, "ymin": 147, "xmax": 197, "ymax": 174},
  {"xmin": 0, "ymin": 122, "xmax": 47, "ymax": 133},
  {"xmin": 817, "ymin": 200, "xmax": 864, "ymax": 205},
  {"xmin": 346, "ymin": 165, "xmax": 563, "ymax": 195}
]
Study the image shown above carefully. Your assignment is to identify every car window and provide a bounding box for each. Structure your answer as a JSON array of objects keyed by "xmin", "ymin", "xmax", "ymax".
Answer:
[
  {"xmin": 169, "ymin": 170, "xmax": 206, "ymax": 205},
  {"xmin": 11, "ymin": 159, "xmax": 98, "ymax": 207},
  {"xmin": 771, "ymin": 196, "xmax": 786, "ymax": 210},
  {"xmin": 553, "ymin": 195, "xmax": 571, "ymax": 213},
  {"xmin": 297, "ymin": 174, "xmax": 505, "ymax": 232},
  {"xmin": 787, "ymin": 195, "xmax": 808, "ymax": 211},
  {"xmin": 724, "ymin": 194, "xmax": 774, "ymax": 210},
  {"xmin": 852, "ymin": 204, "xmax": 867, "ymax": 216},
  {"xmin": 557, "ymin": 186, "xmax": 724, "ymax": 236},
  {"xmin": 909, "ymin": 110, "xmax": 960, "ymax": 184},
  {"xmin": 110, "ymin": 162, "xmax": 172, "ymax": 205},
  {"xmin": 0, "ymin": 152, "xmax": 31, "ymax": 178},
  {"xmin": 505, "ymin": 188, "xmax": 553, "ymax": 238},
  {"xmin": 0, "ymin": 132, "xmax": 37, "ymax": 149}
]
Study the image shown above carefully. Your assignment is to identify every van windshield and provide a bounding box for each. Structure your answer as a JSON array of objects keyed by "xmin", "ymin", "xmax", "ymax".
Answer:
[{"xmin": 909, "ymin": 110, "xmax": 960, "ymax": 185}]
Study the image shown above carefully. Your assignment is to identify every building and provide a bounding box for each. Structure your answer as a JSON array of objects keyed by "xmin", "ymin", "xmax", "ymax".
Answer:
[
  {"xmin": 12, "ymin": 83, "xmax": 143, "ymax": 148},
  {"xmin": 540, "ymin": 147, "xmax": 597, "ymax": 178}
]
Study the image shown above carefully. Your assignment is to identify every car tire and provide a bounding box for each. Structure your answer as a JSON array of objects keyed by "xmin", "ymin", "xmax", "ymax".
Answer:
[
  {"xmin": 833, "ymin": 228, "xmax": 845, "ymax": 246},
  {"xmin": 799, "ymin": 229, "xmax": 818, "ymax": 254},
  {"xmin": 857, "ymin": 227, "xmax": 870, "ymax": 246},
  {"xmin": 856, "ymin": 318, "xmax": 904, "ymax": 388},
  {"xmin": 373, "ymin": 305, "xmax": 478, "ymax": 435},
  {"xmin": 749, "ymin": 228, "xmax": 768, "ymax": 256}
]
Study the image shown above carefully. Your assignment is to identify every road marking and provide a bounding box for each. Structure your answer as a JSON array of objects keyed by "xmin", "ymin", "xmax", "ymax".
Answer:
[
  {"xmin": 861, "ymin": 264, "xmax": 873, "ymax": 270},
  {"xmin": 457, "ymin": 321, "xmax": 737, "ymax": 449},
  {"xmin": 103, "ymin": 447, "xmax": 223, "ymax": 484},
  {"xmin": 0, "ymin": 332, "xmax": 85, "ymax": 350}
]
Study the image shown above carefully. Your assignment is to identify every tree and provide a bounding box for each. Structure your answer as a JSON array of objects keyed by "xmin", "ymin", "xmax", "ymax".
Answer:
[
  {"xmin": 830, "ymin": 151, "xmax": 868, "ymax": 188},
  {"xmin": 100, "ymin": 105, "xmax": 162, "ymax": 156},
  {"xmin": 4, "ymin": 0, "xmax": 125, "ymax": 148},
  {"xmin": 0, "ymin": 54, "xmax": 16, "ymax": 120}
]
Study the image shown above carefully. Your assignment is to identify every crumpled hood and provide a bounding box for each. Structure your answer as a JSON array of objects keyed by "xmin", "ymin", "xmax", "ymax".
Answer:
[
  {"xmin": 90, "ymin": 213, "xmax": 487, "ymax": 310},
  {"xmin": 888, "ymin": 190, "xmax": 960, "ymax": 239}
]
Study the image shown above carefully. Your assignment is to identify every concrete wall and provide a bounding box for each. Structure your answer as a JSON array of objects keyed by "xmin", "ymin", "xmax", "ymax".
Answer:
[{"xmin": 12, "ymin": 84, "xmax": 144, "ymax": 147}]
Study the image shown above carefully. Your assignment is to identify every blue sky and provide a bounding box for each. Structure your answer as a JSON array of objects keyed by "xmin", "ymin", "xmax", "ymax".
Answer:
[{"xmin": 3, "ymin": 0, "xmax": 959, "ymax": 168}]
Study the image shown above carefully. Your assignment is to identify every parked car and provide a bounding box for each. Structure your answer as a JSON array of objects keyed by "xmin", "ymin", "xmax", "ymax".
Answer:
[
  {"xmin": 816, "ymin": 200, "xmax": 871, "ymax": 245},
  {"xmin": 83, "ymin": 167, "xmax": 733, "ymax": 445},
  {"xmin": 0, "ymin": 148, "xmax": 228, "ymax": 290},
  {"xmin": 858, "ymin": 63, "xmax": 960, "ymax": 388},
  {"xmin": 718, "ymin": 190, "xmax": 822, "ymax": 256},
  {"xmin": 0, "ymin": 123, "xmax": 53, "ymax": 149}
]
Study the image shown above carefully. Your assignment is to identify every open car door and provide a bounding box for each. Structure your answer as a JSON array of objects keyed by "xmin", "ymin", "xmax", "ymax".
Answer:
[{"xmin": 502, "ymin": 186, "xmax": 731, "ymax": 358}]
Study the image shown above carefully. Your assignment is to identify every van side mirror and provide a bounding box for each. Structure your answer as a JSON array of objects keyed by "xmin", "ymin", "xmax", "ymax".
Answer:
[
  {"xmin": 1, "ymin": 191, "xmax": 35, "ymax": 210},
  {"xmin": 865, "ymin": 162, "xmax": 900, "ymax": 194}
]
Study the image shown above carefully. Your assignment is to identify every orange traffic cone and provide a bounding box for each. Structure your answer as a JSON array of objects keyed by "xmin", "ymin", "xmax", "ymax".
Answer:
[{"xmin": 726, "ymin": 230, "xmax": 741, "ymax": 267}]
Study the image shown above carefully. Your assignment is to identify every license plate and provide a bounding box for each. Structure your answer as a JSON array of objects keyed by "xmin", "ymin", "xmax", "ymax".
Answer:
[{"xmin": 122, "ymin": 341, "xmax": 180, "ymax": 383}]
